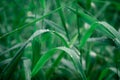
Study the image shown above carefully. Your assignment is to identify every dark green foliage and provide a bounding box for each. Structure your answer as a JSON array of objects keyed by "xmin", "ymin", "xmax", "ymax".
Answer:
[{"xmin": 0, "ymin": 0, "xmax": 120, "ymax": 80}]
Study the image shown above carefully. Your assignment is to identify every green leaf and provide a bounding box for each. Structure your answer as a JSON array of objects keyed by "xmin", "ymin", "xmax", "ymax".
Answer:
[
  {"xmin": 0, "ymin": 43, "xmax": 23, "ymax": 56},
  {"xmin": 44, "ymin": 19, "xmax": 65, "ymax": 34},
  {"xmin": 31, "ymin": 47, "xmax": 87, "ymax": 80},
  {"xmin": 69, "ymin": 34, "xmax": 78, "ymax": 47},
  {"xmin": 79, "ymin": 21, "xmax": 120, "ymax": 48},
  {"xmin": 0, "ymin": 7, "xmax": 62, "ymax": 40},
  {"xmin": 23, "ymin": 59, "xmax": 31, "ymax": 80},
  {"xmin": 40, "ymin": 0, "xmax": 45, "ymax": 9},
  {"xmin": 86, "ymin": 0, "xmax": 92, "ymax": 9},
  {"xmin": 0, "ymin": 45, "xmax": 25, "ymax": 79},
  {"xmin": 98, "ymin": 68, "xmax": 109, "ymax": 80},
  {"xmin": 67, "ymin": 7, "xmax": 97, "ymax": 25},
  {"xmin": 0, "ymin": 29, "xmax": 49, "ymax": 79},
  {"xmin": 109, "ymin": 67, "xmax": 120, "ymax": 77},
  {"xmin": 55, "ymin": 0, "xmax": 70, "ymax": 40},
  {"xmin": 79, "ymin": 22, "xmax": 98, "ymax": 48},
  {"xmin": 32, "ymin": 38, "xmax": 41, "ymax": 68},
  {"xmin": 97, "ymin": 22, "xmax": 120, "ymax": 47},
  {"xmin": 45, "ymin": 52, "xmax": 65, "ymax": 79},
  {"xmin": 53, "ymin": 31, "xmax": 69, "ymax": 47}
]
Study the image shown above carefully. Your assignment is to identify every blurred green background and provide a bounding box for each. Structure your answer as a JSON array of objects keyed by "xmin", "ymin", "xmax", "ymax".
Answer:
[{"xmin": 0, "ymin": 0, "xmax": 120, "ymax": 80}]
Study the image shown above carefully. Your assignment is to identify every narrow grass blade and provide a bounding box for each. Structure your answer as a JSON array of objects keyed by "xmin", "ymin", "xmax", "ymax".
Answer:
[
  {"xmin": 45, "ymin": 34, "xmax": 78, "ymax": 79},
  {"xmin": 109, "ymin": 67, "xmax": 120, "ymax": 78},
  {"xmin": 67, "ymin": 7, "xmax": 97, "ymax": 25},
  {"xmin": 76, "ymin": 0, "xmax": 81, "ymax": 42},
  {"xmin": 43, "ymin": 31, "xmax": 70, "ymax": 79},
  {"xmin": 0, "ymin": 58, "xmax": 12, "ymax": 67},
  {"xmin": 31, "ymin": 37, "xmax": 45, "ymax": 80},
  {"xmin": 0, "ymin": 43, "xmax": 23, "ymax": 56},
  {"xmin": 30, "ymin": 30, "xmax": 69, "ymax": 79},
  {"xmin": 31, "ymin": 48, "xmax": 58, "ymax": 77},
  {"xmin": 95, "ymin": 2, "xmax": 110, "ymax": 18},
  {"xmin": 61, "ymin": 59, "xmax": 76, "ymax": 72},
  {"xmin": 53, "ymin": 31, "xmax": 69, "ymax": 47},
  {"xmin": 98, "ymin": 68, "xmax": 109, "ymax": 80},
  {"xmin": 44, "ymin": 19, "xmax": 65, "ymax": 34},
  {"xmin": 0, "ymin": 44, "xmax": 25, "ymax": 79},
  {"xmin": 60, "ymin": 59, "xmax": 81, "ymax": 79},
  {"xmin": 68, "ymin": 6, "xmax": 120, "ymax": 48},
  {"xmin": 45, "ymin": 52, "xmax": 65, "ymax": 79},
  {"xmin": 97, "ymin": 22, "xmax": 120, "ymax": 47},
  {"xmin": 0, "ymin": 29, "xmax": 49, "ymax": 79},
  {"xmin": 31, "ymin": 47, "xmax": 87, "ymax": 80},
  {"xmin": 27, "ymin": 30, "xmax": 49, "ymax": 43},
  {"xmin": 40, "ymin": 0, "xmax": 46, "ymax": 9},
  {"xmin": 55, "ymin": 0, "xmax": 70, "ymax": 40},
  {"xmin": 0, "ymin": 29, "xmax": 70, "ymax": 79},
  {"xmin": 0, "ymin": 7, "xmax": 62, "ymax": 40},
  {"xmin": 79, "ymin": 22, "xmax": 97, "ymax": 48},
  {"xmin": 69, "ymin": 34, "xmax": 78, "ymax": 47},
  {"xmin": 23, "ymin": 59, "xmax": 31, "ymax": 80},
  {"xmin": 32, "ymin": 38, "xmax": 41, "ymax": 68},
  {"xmin": 29, "ymin": 29, "xmax": 68, "ymax": 48},
  {"xmin": 67, "ymin": 5, "xmax": 120, "ymax": 42},
  {"xmin": 79, "ymin": 21, "xmax": 120, "ymax": 48},
  {"xmin": 58, "ymin": 67, "xmax": 77, "ymax": 80}
]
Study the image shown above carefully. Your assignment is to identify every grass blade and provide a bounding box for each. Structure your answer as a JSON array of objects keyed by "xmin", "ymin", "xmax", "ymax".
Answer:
[
  {"xmin": 79, "ymin": 22, "xmax": 98, "ymax": 48},
  {"xmin": 68, "ymin": 7, "xmax": 120, "ymax": 48},
  {"xmin": 55, "ymin": 0, "xmax": 70, "ymax": 40},
  {"xmin": 0, "ymin": 44, "xmax": 25, "ymax": 79},
  {"xmin": 97, "ymin": 22, "xmax": 120, "ymax": 48},
  {"xmin": 79, "ymin": 21, "xmax": 120, "ymax": 48},
  {"xmin": 98, "ymin": 68, "xmax": 109, "ymax": 80},
  {"xmin": 53, "ymin": 31, "xmax": 69, "ymax": 47},
  {"xmin": 45, "ymin": 34, "xmax": 78, "ymax": 79},
  {"xmin": 44, "ymin": 19, "xmax": 65, "ymax": 34},
  {"xmin": 0, "ymin": 29, "xmax": 49, "ymax": 79},
  {"xmin": 67, "ymin": 7, "xmax": 97, "ymax": 25},
  {"xmin": 23, "ymin": 59, "xmax": 31, "ymax": 80},
  {"xmin": 69, "ymin": 34, "xmax": 78, "ymax": 47},
  {"xmin": 31, "ymin": 47, "xmax": 87, "ymax": 80},
  {"xmin": 40, "ymin": 0, "xmax": 46, "ymax": 9},
  {"xmin": 0, "ymin": 43, "xmax": 23, "ymax": 56},
  {"xmin": 45, "ymin": 52, "xmax": 65, "ymax": 79},
  {"xmin": 0, "ymin": 7, "xmax": 62, "ymax": 40},
  {"xmin": 32, "ymin": 38, "xmax": 41, "ymax": 68}
]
